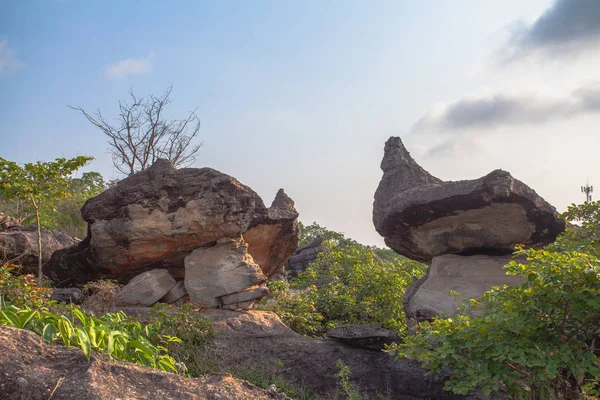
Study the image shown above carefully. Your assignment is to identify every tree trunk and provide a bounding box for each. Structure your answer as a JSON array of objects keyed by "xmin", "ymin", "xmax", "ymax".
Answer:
[{"xmin": 34, "ymin": 206, "xmax": 42, "ymax": 283}]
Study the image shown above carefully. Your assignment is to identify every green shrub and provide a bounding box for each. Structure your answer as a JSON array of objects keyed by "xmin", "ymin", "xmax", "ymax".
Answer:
[
  {"xmin": 148, "ymin": 303, "xmax": 214, "ymax": 376},
  {"xmin": 0, "ymin": 263, "xmax": 51, "ymax": 307},
  {"xmin": 390, "ymin": 202, "xmax": 600, "ymax": 399},
  {"xmin": 0, "ymin": 302, "xmax": 180, "ymax": 373},
  {"xmin": 260, "ymin": 224, "xmax": 426, "ymax": 337}
]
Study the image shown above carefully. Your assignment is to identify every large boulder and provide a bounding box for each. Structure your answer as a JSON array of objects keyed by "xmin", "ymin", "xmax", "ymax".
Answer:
[
  {"xmin": 373, "ymin": 137, "xmax": 565, "ymax": 263},
  {"xmin": 403, "ymin": 254, "xmax": 526, "ymax": 324},
  {"xmin": 0, "ymin": 226, "xmax": 78, "ymax": 274},
  {"xmin": 44, "ymin": 160, "xmax": 299, "ymax": 286},
  {"xmin": 184, "ymin": 237, "xmax": 268, "ymax": 307}
]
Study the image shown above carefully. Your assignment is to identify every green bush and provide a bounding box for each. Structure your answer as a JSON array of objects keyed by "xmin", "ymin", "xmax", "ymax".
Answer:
[
  {"xmin": 390, "ymin": 201, "xmax": 600, "ymax": 399},
  {"xmin": 0, "ymin": 302, "xmax": 181, "ymax": 373},
  {"xmin": 0, "ymin": 263, "xmax": 51, "ymax": 307},
  {"xmin": 148, "ymin": 303, "xmax": 214, "ymax": 376},
  {"xmin": 260, "ymin": 224, "xmax": 426, "ymax": 337}
]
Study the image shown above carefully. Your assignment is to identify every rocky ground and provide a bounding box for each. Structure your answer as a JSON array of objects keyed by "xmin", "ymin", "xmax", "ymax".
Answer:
[{"xmin": 0, "ymin": 325, "xmax": 288, "ymax": 400}]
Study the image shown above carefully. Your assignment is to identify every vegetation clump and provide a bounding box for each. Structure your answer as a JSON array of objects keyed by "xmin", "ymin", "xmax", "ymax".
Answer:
[
  {"xmin": 260, "ymin": 222, "xmax": 426, "ymax": 337},
  {"xmin": 390, "ymin": 201, "xmax": 600, "ymax": 399}
]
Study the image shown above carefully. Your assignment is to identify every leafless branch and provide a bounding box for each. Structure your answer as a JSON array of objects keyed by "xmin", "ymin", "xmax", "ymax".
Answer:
[{"xmin": 69, "ymin": 86, "xmax": 202, "ymax": 175}]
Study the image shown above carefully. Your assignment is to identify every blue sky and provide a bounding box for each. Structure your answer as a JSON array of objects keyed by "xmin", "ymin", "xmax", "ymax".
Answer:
[{"xmin": 2, "ymin": 0, "xmax": 600, "ymax": 245}]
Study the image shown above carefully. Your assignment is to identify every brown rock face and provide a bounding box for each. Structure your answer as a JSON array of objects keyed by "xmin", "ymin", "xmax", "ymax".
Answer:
[
  {"xmin": 244, "ymin": 189, "xmax": 300, "ymax": 278},
  {"xmin": 373, "ymin": 137, "xmax": 565, "ymax": 262},
  {"xmin": 0, "ymin": 226, "xmax": 78, "ymax": 274},
  {"xmin": 44, "ymin": 160, "xmax": 299, "ymax": 287}
]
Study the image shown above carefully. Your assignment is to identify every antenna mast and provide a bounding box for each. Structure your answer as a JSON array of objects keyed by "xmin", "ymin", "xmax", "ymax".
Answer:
[{"xmin": 582, "ymin": 181, "xmax": 594, "ymax": 202}]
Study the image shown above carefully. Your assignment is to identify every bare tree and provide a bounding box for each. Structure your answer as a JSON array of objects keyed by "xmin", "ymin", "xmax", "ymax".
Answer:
[{"xmin": 70, "ymin": 86, "xmax": 202, "ymax": 175}]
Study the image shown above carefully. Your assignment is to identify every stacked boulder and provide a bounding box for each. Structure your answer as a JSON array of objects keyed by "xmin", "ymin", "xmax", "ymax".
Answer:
[
  {"xmin": 373, "ymin": 137, "xmax": 565, "ymax": 324},
  {"xmin": 44, "ymin": 159, "xmax": 300, "ymax": 310}
]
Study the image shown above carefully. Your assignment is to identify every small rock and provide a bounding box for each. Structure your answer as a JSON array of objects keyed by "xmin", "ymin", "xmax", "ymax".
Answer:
[
  {"xmin": 161, "ymin": 281, "xmax": 187, "ymax": 303},
  {"xmin": 117, "ymin": 269, "xmax": 176, "ymax": 306},
  {"xmin": 50, "ymin": 288, "xmax": 84, "ymax": 304},
  {"xmin": 327, "ymin": 325, "xmax": 401, "ymax": 351}
]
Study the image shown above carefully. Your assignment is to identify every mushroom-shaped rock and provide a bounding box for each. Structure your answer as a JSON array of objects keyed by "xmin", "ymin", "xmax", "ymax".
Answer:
[
  {"xmin": 184, "ymin": 237, "xmax": 267, "ymax": 308},
  {"xmin": 373, "ymin": 137, "xmax": 565, "ymax": 262}
]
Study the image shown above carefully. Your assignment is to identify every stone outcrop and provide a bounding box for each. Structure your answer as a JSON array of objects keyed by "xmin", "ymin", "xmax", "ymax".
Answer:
[
  {"xmin": 243, "ymin": 189, "xmax": 300, "ymax": 278},
  {"xmin": 373, "ymin": 137, "xmax": 565, "ymax": 263},
  {"xmin": 327, "ymin": 324, "xmax": 402, "ymax": 351},
  {"xmin": 201, "ymin": 309, "xmax": 503, "ymax": 399},
  {"xmin": 117, "ymin": 269, "xmax": 176, "ymax": 306},
  {"xmin": 184, "ymin": 238, "xmax": 267, "ymax": 307},
  {"xmin": 373, "ymin": 137, "xmax": 565, "ymax": 323},
  {"xmin": 0, "ymin": 226, "xmax": 78, "ymax": 274},
  {"xmin": 43, "ymin": 160, "xmax": 299, "ymax": 297},
  {"xmin": 404, "ymin": 254, "xmax": 526, "ymax": 322},
  {"xmin": 285, "ymin": 236, "xmax": 328, "ymax": 277},
  {"xmin": 0, "ymin": 325, "xmax": 287, "ymax": 400}
]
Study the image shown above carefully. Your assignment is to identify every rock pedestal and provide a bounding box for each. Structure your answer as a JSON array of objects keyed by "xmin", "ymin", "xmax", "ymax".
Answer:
[{"xmin": 373, "ymin": 137, "xmax": 565, "ymax": 323}]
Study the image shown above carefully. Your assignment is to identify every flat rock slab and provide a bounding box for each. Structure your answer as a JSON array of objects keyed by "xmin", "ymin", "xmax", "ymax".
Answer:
[
  {"xmin": 117, "ymin": 269, "xmax": 176, "ymax": 306},
  {"xmin": 327, "ymin": 324, "xmax": 401, "ymax": 351},
  {"xmin": 373, "ymin": 137, "xmax": 565, "ymax": 262},
  {"xmin": 404, "ymin": 254, "xmax": 526, "ymax": 323},
  {"xmin": 50, "ymin": 288, "xmax": 84, "ymax": 304}
]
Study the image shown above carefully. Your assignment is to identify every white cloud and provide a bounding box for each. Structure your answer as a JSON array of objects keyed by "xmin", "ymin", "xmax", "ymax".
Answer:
[
  {"xmin": 0, "ymin": 39, "xmax": 23, "ymax": 75},
  {"xmin": 104, "ymin": 52, "xmax": 154, "ymax": 79}
]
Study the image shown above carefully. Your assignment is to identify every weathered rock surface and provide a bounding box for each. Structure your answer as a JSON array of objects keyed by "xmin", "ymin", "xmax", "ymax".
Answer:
[
  {"xmin": 285, "ymin": 236, "xmax": 328, "ymax": 277},
  {"xmin": 221, "ymin": 286, "xmax": 270, "ymax": 307},
  {"xmin": 117, "ymin": 269, "xmax": 176, "ymax": 306},
  {"xmin": 44, "ymin": 160, "xmax": 299, "ymax": 286},
  {"xmin": 161, "ymin": 280, "xmax": 187, "ymax": 303},
  {"xmin": 0, "ymin": 226, "xmax": 78, "ymax": 274},
  {"xmin": 244, "ymin": 189, "xmax": 300, "ymax": 278},
  {"xmin": 0, "ymin": 325, "xmax": 287, "ymax": 400},
  {"xmin": 201, "ymin": 309, "xmax": 504, "ymax": 399},
  {"xmin": 373, "ymin": 137, "xmax": 565, "ymax": 263},
  {"xmin": 50, "ymin": 288, "xmax": 84, "ymax": 304},
  {"xmin": 404, "ymin": 254, "xmax": 526, "ymax": 324},
  {"xmin": 327, "ymin": 324, "xmax": 402, "ymax": 351},
  {"xmin": 185, "ymin": 238, "xmax": 267, "ymax": 307}
]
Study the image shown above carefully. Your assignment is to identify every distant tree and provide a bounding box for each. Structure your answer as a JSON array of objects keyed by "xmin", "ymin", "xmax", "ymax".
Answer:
[
  {"xmin": 0, "ymin": 156, "xmax": 93, "ymax": 280},
  {"xmin": 70, "ymin": 86, "xmax": 202, "ymax": 176}
]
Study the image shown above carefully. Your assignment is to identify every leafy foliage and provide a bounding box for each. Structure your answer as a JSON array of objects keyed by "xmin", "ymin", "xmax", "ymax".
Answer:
[
  {"xmin": 0, "ymin": 156, "xmax": 93, "ymax": 278},
  {"xmin": 390, "ymin": 201, "xmax": 600, "ymax": 399},
  {"xmin": 261, "ymin": 223, "xmax": 426, "ymax": 337},
  {"xmin": 0, "ymin": 263, "xmax": 51, "ymax": 307}
]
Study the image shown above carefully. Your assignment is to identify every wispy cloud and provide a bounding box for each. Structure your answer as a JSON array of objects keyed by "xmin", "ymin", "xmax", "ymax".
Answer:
[
  {"xmin": 104, "ymin": 52, "xmax": 154, "ymax": 79},
  {"xmin": 504, "ymin": 0, "xmax": 600, "ymax": 60},
  {"xmin": 0, "ymin": 40, "xmax": 23, "ymax": 75},
  {"xmin": 413, "ymin": 83, "xmax": 600, "ymax": 132}
]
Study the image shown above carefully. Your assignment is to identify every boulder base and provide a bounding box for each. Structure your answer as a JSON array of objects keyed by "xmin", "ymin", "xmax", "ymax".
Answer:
[
  {"xmin": 327, "ymin": 325, "xmax": 401, "ymax": 351},
  {"xmin": 404, "ymin": 254, "xmax": 525, "ymax": 323}
]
